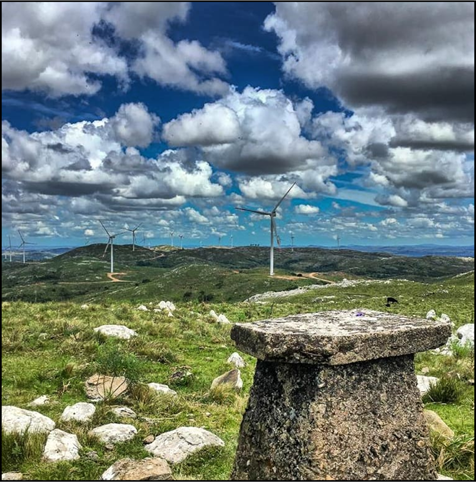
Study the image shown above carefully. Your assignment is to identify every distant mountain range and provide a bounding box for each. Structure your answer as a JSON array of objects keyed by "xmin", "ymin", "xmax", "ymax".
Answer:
[{"xmin": 331, "ymin": 245, "xmax": 474, "ymax": 258}]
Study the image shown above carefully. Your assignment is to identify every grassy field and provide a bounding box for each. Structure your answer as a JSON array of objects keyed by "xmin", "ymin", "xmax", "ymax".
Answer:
[{"xmin": 2, "ymin": 268, "xmax": 474, "ymax": 480}]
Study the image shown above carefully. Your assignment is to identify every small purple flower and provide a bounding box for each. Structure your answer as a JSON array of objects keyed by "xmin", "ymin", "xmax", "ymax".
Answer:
[{"xmin": 356, "ymin": 312, "xmax": 364, "ymax": 317}]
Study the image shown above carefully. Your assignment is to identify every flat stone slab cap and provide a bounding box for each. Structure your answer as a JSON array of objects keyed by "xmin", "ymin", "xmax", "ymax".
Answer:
[{"xmin": 231, "ymin": 309, "xmax": 451, "ymax": 365}]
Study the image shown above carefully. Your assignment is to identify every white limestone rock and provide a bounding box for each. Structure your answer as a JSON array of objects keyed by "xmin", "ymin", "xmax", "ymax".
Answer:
[
  {"xmin": 110, "ymin": 407, "xmax": 137, "ymax": 419},
  {"xmin": 211, "ymin": 369, "xmax": 243, "ymax": 391},
  {"xmin": 94, "ymin": 325, "xmax": 137, "ymax": 340},
  {"xmin": 89, "ymin": 424, "xmax": 137, "ymax": 445},
  {"xmin": 60, "ymin": 402, "xmax": 96, "ymax": 423},
  {"xmin": 1, "ymin": 473, "xmax": 23, "ymax": 480},
  {"xmin": 28, "ymin": 395, "xmax": 50, "ymax": 407},
  {"xmin": 137, "ymin": 305, "xmax": 149, "ymax": 311},
  {"xmin": 101, "ymin": 457, "xmax": 172, "ymax": 480},
  {"xmin": 145, "ymin": 427, "xmax": 225, "ymax": 464},
  {"xmin": 438, "ymin": 313, "xmax": 451, "ymax": 324},
  {"xmin": 227, "ymin": 352, "xmax": 245, "ymax": 368},
  {"xmin": 426, "ymin": 309, "xmax": 437, "ymax": 320},
  {"xmin": 43, "ymin": 429, "xmax": 82, "ymax": 462},
  {"xmin": 456, "ymin": 324, "xmax": 474, "ymax": 347},
  {"xmin": 209, "ymin": 310, "xmax": 230, "ymax": 323},
  {"xmin": 158, "ymin": 301, "xmax": 176, "ymax": 312},
  {"xmin": 437, "ymin": 475, "xmax": 453, "ymax": 480},
  {"xmin": 2, "ymin": 406, "xmax": 55, "ymax": 435},
  {"xmin": 80, "ymin": 304, "xmax": 89, "ymax": 309},
  {"xmin": 148, "ymin": 383, "xmax": 177, "ymax": 397},
  {"xmin": 417, "ymin": 375, "xmax": 439, "ymax": 396}
]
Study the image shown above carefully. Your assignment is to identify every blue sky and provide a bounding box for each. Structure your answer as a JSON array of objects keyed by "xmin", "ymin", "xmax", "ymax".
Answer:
[{"xmin": 2, "ymin": 2, "xmax": 474, "ymax": 248}]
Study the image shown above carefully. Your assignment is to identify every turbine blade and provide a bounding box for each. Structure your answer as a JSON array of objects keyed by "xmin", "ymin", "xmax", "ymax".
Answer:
[
  {"xmin": 103, "ymin": 241, "xmax": 111, "ymax": 256},
  {"xmin": 235, "ymin": 207, "xmax": 271, "ymax": 216},
  {"xmin": 273, "ymin": 182, "xmax": 297, "ymax": 212},
  {"xmin": 272, "ymin": 218, "xmax": 281, "ymax": 247},
  {"xmin": 99, "ymin": 220, "xmax": 111, "ymax": 237},
  {"xmin": 17, "ymin": 230, "xmax": 25, "ymax": 243}
]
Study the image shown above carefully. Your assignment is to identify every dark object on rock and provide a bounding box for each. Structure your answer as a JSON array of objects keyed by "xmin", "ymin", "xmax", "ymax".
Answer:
[
  {"xmin": 386, "ymin": 296, "xmax": 399, "ymax": 306},
  {"xmin": 231, "ymin": 309, "xmax": 450, "ymax": 481}
]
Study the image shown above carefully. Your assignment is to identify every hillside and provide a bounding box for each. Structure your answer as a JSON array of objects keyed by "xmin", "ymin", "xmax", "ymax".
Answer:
[{"xmin": 2, "ymin": 245, "xmax": 474, "ymax": 303}]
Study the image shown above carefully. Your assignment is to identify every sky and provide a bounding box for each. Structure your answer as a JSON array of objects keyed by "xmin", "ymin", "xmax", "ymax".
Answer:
[{"xmin": 2, "ymin": 2, "xmax": 474, "ymax": 248}]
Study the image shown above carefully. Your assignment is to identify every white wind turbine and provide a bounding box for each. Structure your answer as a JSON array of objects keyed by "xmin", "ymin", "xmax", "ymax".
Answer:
[
  {"xmin": 99, "ymin": 221, "xmax": 126, "ymax": 273},
  {"xmin": 291, "ymin": 233, "xmax": 295, "ymax": 252},
  {"xmin": 170, "ymin": 231, "xmax": 175, "ymax": 248},
  {"xmin": 230, "ymin": 234, "xmax": 234, "ymax": 248},
  {"xmin": 236, "ymin": 182, "xmax": 296, "ymax": 276},
  {"xmin": 126, "ymin": 223, "xmax": 142, "ymax": 251},
  {"xmin": 8, "ymin": 235, "xmax": 13, "ymax": 262},
  {"xmin": 179, "ymin": 234, "xmax": 184, "ymax": 249},
  {"xmin": 336, "ymin": 235, "xmax": 341, "ymax": 249},
  {"xmin": 18, "ymin": 230, "xmax": 34, "ymax": 264}
]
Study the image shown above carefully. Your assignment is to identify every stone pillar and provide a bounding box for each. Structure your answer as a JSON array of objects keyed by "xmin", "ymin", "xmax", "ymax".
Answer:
[{"xmin": 230, "ymin": 309, "xmax": 451, "ymax": 481}]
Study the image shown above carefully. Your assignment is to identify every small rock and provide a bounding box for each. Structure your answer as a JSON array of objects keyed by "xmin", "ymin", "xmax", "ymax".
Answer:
[
  {"xmin": 81, "ymin": 304, "xmax": 89, "ymax": 309},
  {"xmin": 43, "ymin": 429, "xmax": 82, "ymax": 462},
  {"xmin": 137, "ymin": 305, "xmax": 149, "ymax": 312},
  {"xmin": 438, "ymin": 313, "xmax": 451, "ymax": 323},
  {"xmin": 85, "ymin": 374, "xmax": 129, "ymax": 401},
  {"xmin": 94, "ymin": 325, "xmax": 137, "ymax": 340},
  {"xmin": 89, "ymin": 424, "xmax": 137, "ymax": 445},
  {"xmin": 143, "ymin": 435, "xmax": 155, "ymax": 444},
  {"xmin": 105, "ymin": 444, "xmax": 115, "ymax": 451},
  {"xmin": 29, "ymin": 395, "xmax": 50, "ymax": 407},
  {"xmin": 110, "ymin": 407, "xmax": 137, "ymax": 419},
  {"xmin": 145, "ymin": 427, "xmax": 225, "ymax": 464},
  {"xmin": 158, "ymin": 301, "xmax": 176, "ymax": 312},
  {"xmin": 61, "ymin": 402, "xmax": 96, "ymax": 423},
  {"xmin": 456, "ymin": 324, "xmax": 474, "ymax": 347},
  {"xmin": 86, "ymin": 451, "xmax": 99, "ymax": 460},
  {"xmin": 1, "ymin": 473, "xmax": 22, "ymax": 481},
  {"xmin": 421, "ymin": 367, "xmax": 430, "ymax": 375},
  {"xmin": 170, "ymin": 367, "xmax": 193, "ymax": 384},
  {"xmin": 211, "ymin": 369, "xmax": 243, "ymax": 391},
  {"xmin": 426, "ymin": 309, "xmax": 437, "ymax": 320},
  {"xmin": 209, "ymin": 309, "xmax": 218, "ymax": 320},
  {"xmin": 424, "ymin": 410, "xmax": 454, "ymax": 439},
  {"xmin": 227, "ymin": 352, "xmax": 245, "ymax": 368},
  {"xmin": 38, "ymin": 333, "xmax": 48, "ymax": 340},
  {"xmin": 217, "ymin": 314, "xmax": 230, "ymax": 324},
  {"xmin": 148, "ymin": 383, "xmax": 177, "ymax": 397},
  {"xmin": 437, "ymin": 475, "xmax": 453, "ymax": 480},
  {"xmin": 101, "ymin": 457, "xmax": 172, "ymax": 480},
  {"xmin": 2, "ymin": 406, "xmax": 55, "ymax": 435},
  {"xmin": 417, "ymin": 375, "xmax": 439, "ymax": 396},
  {"xmin": 468, "ymin": 379, "xmax": 474, "ymax": 386}
]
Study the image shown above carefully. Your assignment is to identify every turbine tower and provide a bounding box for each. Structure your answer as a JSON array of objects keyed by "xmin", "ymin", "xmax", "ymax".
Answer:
[
  {"xmin": 291, "ymin": 234, "xmax": 295, "ymax": 252},
  {"xmin": 8, "ymin": 235, "xmax": 13, "ymax": 262},
  {"xmin": 127, "ymin": 223, "xmax": 142, "ymax": 251},
  {"xmin": 230, "ymin": 234, "xmax": 234, "ymax": 248},
  {"xmin": 236, "ymin": 182, "xmax": 296, "ymax": 276},
  {"xmin": 99, "ymin": 221, "xmax": 126, "ymax": 273},
  {"xmin": 179, "ymin": 234, "xmax": 184, "ymax": 249},
  {"xmin": 337, "ymin": 235, "xmax": 340, "ymax": 249},
  {"xmin": 170, "ymin": 231, "xmax": 174, "ymax": 248},
  {"xmin": 18, "ymin": 230, "xmax": 34, "ymax": 264}
]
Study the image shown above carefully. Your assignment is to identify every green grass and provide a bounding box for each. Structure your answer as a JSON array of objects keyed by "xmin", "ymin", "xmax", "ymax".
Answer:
[{"xmin": 1, "ymin": 266, "xmax": 474, "ymax": 480}]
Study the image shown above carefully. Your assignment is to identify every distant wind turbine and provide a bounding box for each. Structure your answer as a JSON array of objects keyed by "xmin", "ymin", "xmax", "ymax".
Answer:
[
  {"xmin": 8, "ymin": 235, "xmax": 13, "ymax": 262},
  {"xmin": 337, "ymin": 235, "xmax": 340, "ymax": 249},
  {"xmin": 291, "ymin": 234, "xmax": 295, "ymax": 252},
  {"xmin": 236, "ymin": 182, "xmax": 296, "ymax": 276},
  {"xmin": 230, "ymin": 234, "xmax": 234, "ymax": 248},
  {"xmin": 179, "ymin": 234, "xmax": 184, "ymax": 249},
  {"xmin": 18, "ymin": 230, "xmax": 35, "ymax": 264},
  {"xmin": 99, "ymin": 221, "xmax": 126, "ymax": 273},
  {"xmin": 127, "ymin": 223, "xmax": 142, "ymax": 251},
  {"xmin": 170, "ymin": 231, "xmax": 174, "ymax": 248}
]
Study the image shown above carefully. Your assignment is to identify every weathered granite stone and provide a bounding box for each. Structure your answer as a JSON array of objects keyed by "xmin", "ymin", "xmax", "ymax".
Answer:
[
  {"xmin": 43, "ymin": 429, "xmax": 82, "ymax": 462},
  {"xmin": 227, "ymin": 352, "xmax": 246, "ymax": 368},
  {"xmin": 424, "ymin": 410, "xmax": 454, "ymax": 439},
  {"xmin": 89, "ymin": 424, "xmax": 137, "ymax": 445},
  {"xmin": 417, "ymin": 375, "xmax": 439, "ymax": 396},
  {"xmin": 2, "ymin": 406, "xmax": 55, "ymax": 435},
  {"xmin": 61, "ymin": 402, "xmax": 96, "ymax": 422},
  {"xmin": 211, "ymin": 369, "xmax": 243, "ymax": 391},
  {"xmin": 231, "ymin": 310, "xmax": 447, "ymax": 481},
  {"xmin": 101, "ymin": 457, "xmax": 172, "ymax": 480},
  {"xmin": 110, "ymin": 407, "xmax": 137, "ymax": 419},
  {"xmin": 145, "ymin": 427, "xmax": 224, "ymax": 464},
  {"xmin": 85, "ymin": 374, "xmax": 129, "ymax": 401},
  {"xmin": 231, "ymin": 309, "xmax": 451, "ymax": 365},
  {"xmin": 148, "ymin": 383, "xmax": 177, "ymax": 397},
  {"xmin": 94, "ymin": 325, "xmax": 137, "ymax": 340},
  {"xmin": 1, "ymin": 473, "xmax": 22, "ymax": 480}
]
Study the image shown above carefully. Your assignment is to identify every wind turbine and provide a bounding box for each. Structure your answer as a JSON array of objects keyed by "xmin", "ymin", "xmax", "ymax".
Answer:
[
  {"xmin": 99, "ymin": 221, "xmax": 126, "ymax": 273},
  {"xmin": 126, "ymin": 223, "xmax": 142, "ymax": 251},
  {"xmin": 236, "ymin": 182, "xmax": 296, "ymax": 276},
  {"xmin": 170, "ymin": 231, "xmax": 174, "ymax": 248},
  {"xmin": 8, "ymin": 235, "xmax": 13, "ymax": 262},
  {"xmin": 291, "ymin": 234, "xmax": 295, "ymax": 252},
  {"xmin": 230, "ymin": 234, "xmax": 234, "ymax": 248},
  {"xmin": 336, "ymin": 235, "xmax": 340, "ymax": 249},
  {"xmin": 18, "ymin": 230, "xmax": 34, "ymax": 264},
  {"xmin": 179, "ymin": 234, "xmax": 184, "ymax": 249}
]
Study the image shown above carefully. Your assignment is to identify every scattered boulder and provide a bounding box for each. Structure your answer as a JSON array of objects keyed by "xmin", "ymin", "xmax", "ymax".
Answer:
[
  {"xmin": 2, "ymin": 406, "xmax": 55, "ymax": 435},
  {"xmin": 43, "ymin": 429, "xmax": 82, "ymax": 462},
  {"xmin": 80, "ymin": 304, "xmax": 89, "ymax": 310},
  {"xmin": 1, "ymin": 473, "xmax": 22, "ymax": 480},
  {"xmin": 28, "ymin": 395, "xmax": 50, "ymax": 407},
  {"xmin": 416, "ymin": 375, "xmax": 439, "ymax": 396},
  {"xmin": 227, "ymin": 352, "xmax": 245, "ymax": 368},
  {"xmin": 456, "ymin": 324, "xmax": 474, "ymax": 347},
  {"xmin": 94, "ymin": 325, "xmax": 137, "ymax": 340},
  {"xmin": 438, "ymin": 313, "xmax": 451, "ymax": 324},
  {"xmin": 424, "ymin": 410, "xmax": 455, "ymax": 440},
  {"xmin": 137, "ymin": 305, "xmax": 149, "ymax": 312},
  {"xmin": 211, "ymin": 369, "xmax": 243, "ymax": 391},
  {"xmin": 101, "ymin": 457, "xmax": 172, "ymax": 480},
  {"xmin": 148, "ymin": 383, "xmax": 177, "ymax": 397},
  {"xmin": 210, "ymin": 310, "xmax": 230, "ymax": 324},
  {"xmin": 426, "ymin": 309, "xmax": 437, "ymax": 320},
  {"xmin": 143, "ymin": 435, "xmax": 155, "ymax": 444},
  {"xmin": 89, "ymin": 424, "xmax": 137, "ymax": 445},
  {"xmin": 158, "ymin": 301, "xmax": 176, "ymax": 312},
  {"xmin": 110, "ymin": 407, "xmax": 137, "ymax": 419},
  {"xmin": 145, "ymin": 427, "xmax": 225, "ymax": 464},
  {"xmin": 85, "ymin": 374, "xmax": 129, "ymax": 401},
  {"xmin": 421, "ymin": 367, "xmax": 430, "ymax": 375},
  {"xmin": 437, "ymin": 475, "xmax": 453, "ymax": 480},
  {"xmin": 86, "ymin": 451, "xmax": 99, "ymax": 460},
  {"xmin": 61, "ymin": 402, "xmax": 96, "ymax": 423}
]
